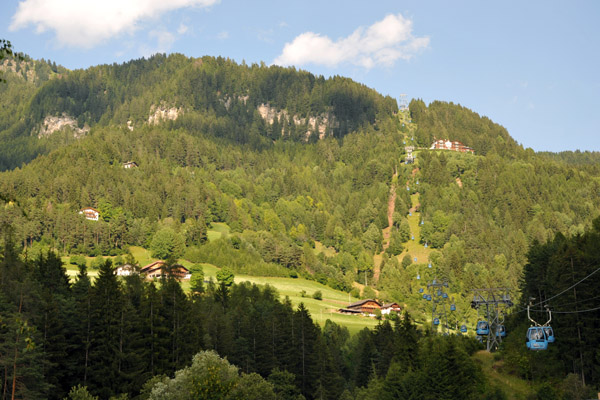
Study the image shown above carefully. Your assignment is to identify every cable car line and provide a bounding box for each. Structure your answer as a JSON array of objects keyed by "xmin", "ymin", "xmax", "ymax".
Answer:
[
  {"xmin": 529, "ymin": 264, "xmax": 600, "ymax": 308},
  {"xmin": 528, "ymin": 305, "xmax": 600, "ymax": 314},
  {"xmin": 543, "ymin": 293, "xmax": 600, "ymax": 309},
  {"xmin": 513, "ymin": 264, "xmax": 600, "ymax": 315}
]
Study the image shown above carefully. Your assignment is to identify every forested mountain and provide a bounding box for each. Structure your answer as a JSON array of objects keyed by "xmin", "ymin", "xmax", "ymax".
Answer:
[
  {"xmin": 1, "ymin": 53, "xmax": 599, "ymax": 307},
  {"xmin": 538, "ymin": 150, "xmax": 600, "ymax": 175},
  {"xmin": 0, "ymin": 53, "xmax": 397, "ymax": 170},
  {"xmin": 1, "ymin": 53, "xmax": 599, "ymax": 398}
]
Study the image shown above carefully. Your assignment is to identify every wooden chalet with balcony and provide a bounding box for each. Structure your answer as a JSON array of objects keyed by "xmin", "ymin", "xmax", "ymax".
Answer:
[
  {"xmin": 430, "ymin": 139, "xmax": 474, "ymax": 154},
  {"xmin": 116, "ymin": 263, "xmax": 138, "ymax": 276},
  {"xmin": 122, "ymin": 161, "xmax": 138, "ymax": 169},
  {"xmin": 140, "ymin": 261, "xmax": 191, "ymax": 280},
  {"xmin": 381, "ymin": 302, "xmax": 402, "ymax": 315},
  {"xmin": 339, "ymin": 299, "xmax": 382, "ymax": 316},
  {"xmin": 79, "ymin": 207, "xmax": 100, "ymax": 221}
]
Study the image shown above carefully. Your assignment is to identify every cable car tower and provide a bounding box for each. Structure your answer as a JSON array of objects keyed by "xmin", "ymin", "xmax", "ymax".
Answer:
[
  {"xmin": 427, "ymin": 278, "xmax": 451, "ymax": 334},
  {"xmin": 471, "ymin": 288, "xmax": 513, "ymax": 351},
  {"xmin": 399, "ymin": 94, "xmax": 409, "ymax": 111}
]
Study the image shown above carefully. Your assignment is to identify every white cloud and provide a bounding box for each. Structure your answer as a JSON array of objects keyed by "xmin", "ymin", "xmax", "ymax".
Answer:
[
  {"xmin": 257, "ymin": 28, "xmax": 274, "ymax": 43},
  {"xmin": 138, "ymin": 29, "xmax": 176, "ymax": 57},
  {"xmin": 150, "ymin": 29, "xmax": 176, "ymax": 52},
  {"xmin": 217, "ymin": 30, "xmax": 229, "ymax": 40},
  {"xmin": 9, "ymin": 0, "xmax": 219, "ymax": 48},
  {"xmin": 274, "ymin": 14, "xmax": 429, "ymax": 69},
  {"xmin": 177, "ymin": 23, "xmax": 189, "ymax": 35}
]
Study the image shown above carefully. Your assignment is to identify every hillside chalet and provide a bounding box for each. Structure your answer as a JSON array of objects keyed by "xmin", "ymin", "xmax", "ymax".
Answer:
[
  {"xmin": 381, "ymin": 302, "xmax": 402, "ymax": 315},
  {"xmin": 79, "ymin": 207, "xmax": 100, "ymax": 221},
  {"xmin": 116, "ymin": 263, "xmax": 137, "ymax": 276},
  {"xmin": 430, "ymin": 139, "xmax": 474, "ymax": 154},
  {"xmin": 339, "ymin": 299, "xmax": 382, "ymax": 316},
  {"xmin": 140, "ymin": 261, "xmax": 191, "ymax": 280},
  {"xmin": 122, "ymin": 161, "xmax": 138, "ymax": 169}
]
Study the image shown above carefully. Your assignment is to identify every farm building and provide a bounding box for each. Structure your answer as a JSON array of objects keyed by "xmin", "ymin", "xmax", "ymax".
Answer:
[
  {"xmin": 122, "ymin": 161, "xmax": 138, "ymax": 169},
  {"xmin": 430, "ymin": 139, "xmax": 474, "ymax": 154},
  {"xmin": 339, "ymin": 299, "xmax": 382, "ymax": 316},
  {"xmin": 116, "ymin": 263, "xmax": 138, "ymax": 276},
  {"xmin": 140, "ymin": 261, "xmax": 191, "ymax": 280},
  {"xmin": 79, "ymin": 207, "xmax": 100, "ymax": 221},
  {"xmin": 381, "ymin": 302, "xmax": 402, "ymax": 315}
]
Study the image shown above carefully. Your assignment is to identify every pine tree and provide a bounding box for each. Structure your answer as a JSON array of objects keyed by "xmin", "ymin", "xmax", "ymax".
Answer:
[
  {"xmin": 290, "ymin": 303, "xmax": 320, "ymax": 398},
  {"xmin": 140, "ymin": 282, "xmax": 170, "ymax": 377},
  {"xmin": 31, "ymin": 252, "xmax": 73, "ymax": 399},
  {"xmin": 87, "ymin": 259, "xmax": 123, "ymax": 398},
  {"xmin": 158, "ymin": 276, "xmax": 195, "ymax": 371},
  {"xmin": 0, "ymin": 239, "xmax": 49, "ymax": 399},
  {"xmin": 393, "ymin": 311, "xmax": 420, "ymax": 372},
  {"xmin": 118, "ymin": 275, "xmax": 151, "ymax": 395},
  {"xmin": 69, "ymin": 263, "xmax": 94, "ymax": 388}
]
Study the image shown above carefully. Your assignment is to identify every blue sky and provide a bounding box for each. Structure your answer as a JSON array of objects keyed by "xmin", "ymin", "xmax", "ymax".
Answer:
[{"xmin": 2, "ymin": 0, "xmax": 599, "ymax": 152}]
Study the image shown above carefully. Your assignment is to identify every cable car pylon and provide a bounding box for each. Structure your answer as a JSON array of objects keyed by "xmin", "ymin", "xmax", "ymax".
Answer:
[
  {"xmin": 425, "ymin": 278, "xmax": 455, "ymax": 334},
  {"xmin": 471, "ymin": 288, "xmax": 513, "ymax": 351}
]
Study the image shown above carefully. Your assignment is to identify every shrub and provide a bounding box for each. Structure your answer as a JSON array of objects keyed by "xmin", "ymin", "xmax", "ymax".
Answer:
[
  {"xmin": 150, "ymin": 228, "xmax": 185, "ymax": 259},
  {"xmin": 363, "ymin": 286, "xmax": 376, "ymax": 299},
  {"xmin": 90, "ymin": 255, "xmax": 104, "ymax": 270},
  {"xmin": 312, "ymin": 290, "xmax": 323, "ymax": 300},
  {"xmin": 70, "ymin": 255, "xmax": 87, "ymax": 267}
]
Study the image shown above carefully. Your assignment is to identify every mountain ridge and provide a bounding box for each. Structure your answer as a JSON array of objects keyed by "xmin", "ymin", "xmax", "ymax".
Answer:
[
  {"xmin": 1, "ymin": 53, "xmax": 599, "ymax": 310},
  {"xmin": 0, "ymin": 53, "xmax": 399, "ymax": 170}
]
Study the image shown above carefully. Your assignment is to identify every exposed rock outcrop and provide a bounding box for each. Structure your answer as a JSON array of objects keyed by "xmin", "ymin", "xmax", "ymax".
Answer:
[
  {"xmin": 148, "ymin": 104, "xmax": 182, "ymax": 125},
  {"xmin": 220, "ymin": 95, "xmax": 249, "ymax": 110},
  {"xmin": 37, "ymin": 114, "xmax": 89, "ymax": 139},
  {"xmin": 1, "ymin": 59, "xmax": 37, "ymax": 83},
  {"xmin": 257, "ymin": 103, "xmax": 337, "ymax": 140}
]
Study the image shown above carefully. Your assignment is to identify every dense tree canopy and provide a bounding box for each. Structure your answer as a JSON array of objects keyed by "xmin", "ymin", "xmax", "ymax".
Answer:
[{"xmin": 1, "ymin": 52, "xmax": 600, "ymax": 398}]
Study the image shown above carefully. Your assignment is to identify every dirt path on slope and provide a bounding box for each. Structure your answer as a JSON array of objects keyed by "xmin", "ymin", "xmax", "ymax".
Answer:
[{"xmin": 374, "ymin": 170, "xmax": 398, "ymax": 283}]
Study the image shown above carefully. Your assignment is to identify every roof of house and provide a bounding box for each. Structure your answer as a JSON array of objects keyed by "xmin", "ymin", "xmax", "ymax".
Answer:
[
  {"xmin": 431, "ymin": 139, "xmax": 474, "ymax": 150},
  {"xmin": 117, "ymin": 263, "xmax": 136, "ymax": 270},
  {"xmin": 140, "ymin": 261, "xmax": 189, "ymax": 274},
  {"xmin": 347, "ymin": 299, "xmax": 381, "ymax": 308},
  {"xmin": 382, "ymin": 302, "xmax": 401, "ymax": 308},
  {"xmin": 338, "ymin": 308, "xmax": 362, "ymax": 314},
  {"xmin": 140, "ymin": 260, "xmax": 165, "ymax": 273},
  {"xmin": 80, "ymin": 207, "xmax": 99, "ymax": 212}
]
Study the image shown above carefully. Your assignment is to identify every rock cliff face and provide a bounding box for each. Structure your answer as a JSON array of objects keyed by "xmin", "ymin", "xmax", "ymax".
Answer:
[
  {"xmin": 257, "ymin": 104, "xmax": 337, "ymax": 140},
  {"xmin": 37, "ymin": 114, "xmax": 89, "ymax": 139},
  {"xmin": 144, "ymin": 101, "xmax": 335, "ymax": 139},
  {"xmin": 148, "ymin": 104, "xmax": 182, "ymax": 125},
  {"xmin": 1, "ymin": 59, "xmax": 63, "ymax": 84},
  {"xmin": 1, "ymin": 59, "xmax": 37, "ymax": 82},
  {"xmin": 220, "ymin": 95, "xmax": 249, "ymax": 110}
]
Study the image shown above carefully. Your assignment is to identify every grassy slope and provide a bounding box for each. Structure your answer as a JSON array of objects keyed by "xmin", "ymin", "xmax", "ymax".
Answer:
[
  {"xmin": 63, "ymin": 224, "xmax": 378, "ymax": 335},
  {"xmin": 230, "ymin": 274, "xmax": 378, "ymax": 335},
  {"xmin": 472, "ymin": 351, "xmax": 535, "ymax": 399},
  {"xmin": 206, "ymin": 222, "xmax": 230, "ymax": 242},
  {"xmin": 402, "ymin": 192, "xmax": 432, "ymax": 265},
  {"xmin": 200, "ymin": 224, "xmax": 377, "ymax": 333}
]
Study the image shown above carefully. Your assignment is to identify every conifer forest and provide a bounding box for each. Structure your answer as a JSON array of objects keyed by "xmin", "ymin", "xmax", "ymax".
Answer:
[{"xmin": 0, "ymin": 52, "xmax": 599, "ymax": 399}]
